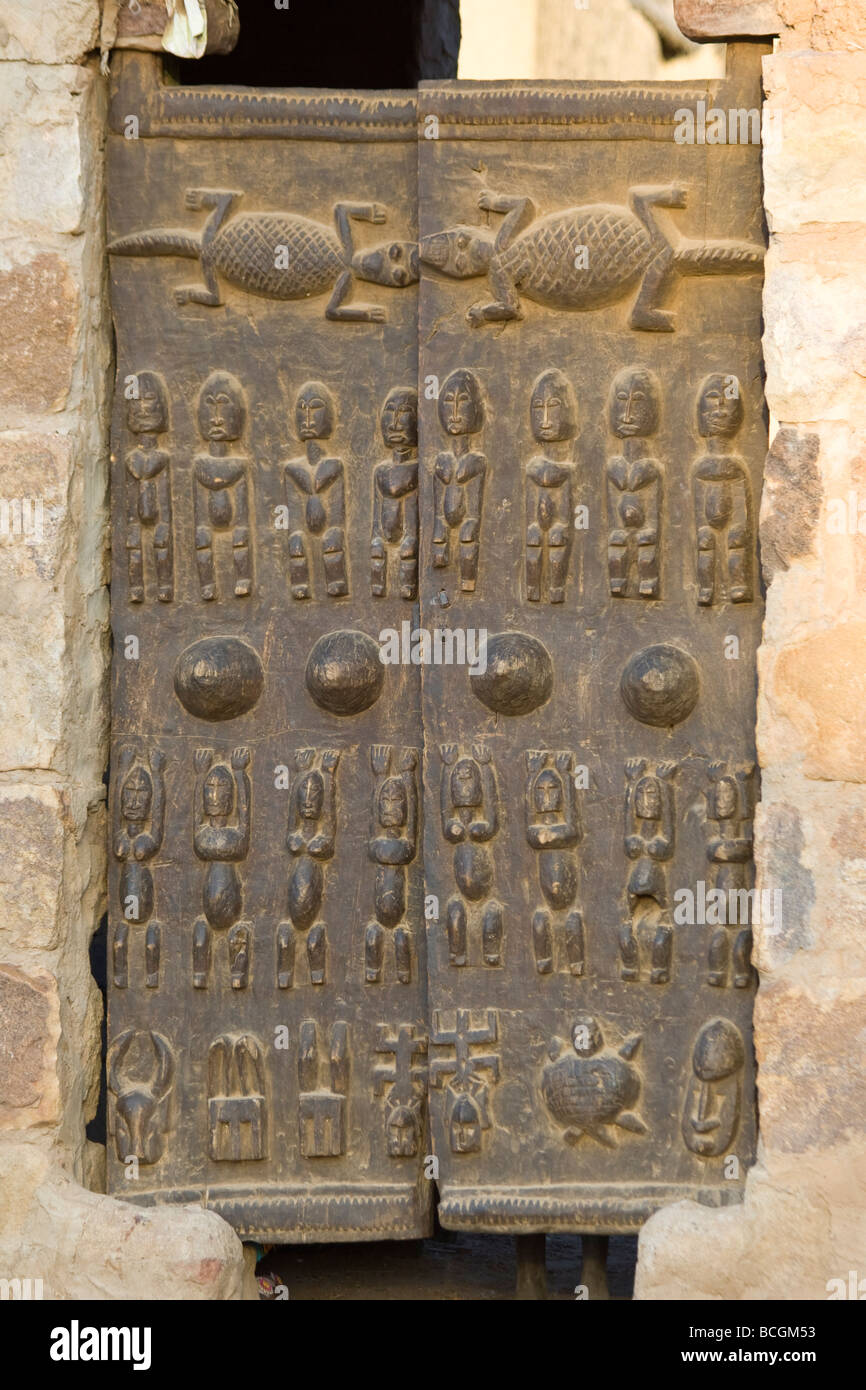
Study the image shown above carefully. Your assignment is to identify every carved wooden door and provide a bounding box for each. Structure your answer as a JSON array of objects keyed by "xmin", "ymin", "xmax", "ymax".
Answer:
[{"xmin": 106, "ymin": 50, "xmax": 764, "ymax": 1242}]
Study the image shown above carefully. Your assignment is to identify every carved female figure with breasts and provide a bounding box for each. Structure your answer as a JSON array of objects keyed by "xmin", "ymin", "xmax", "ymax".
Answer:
[
  {"xmin": 525, "ymin": 751, "xmax": 584, "ymax": 976},
  {"xmin": 284, "ymin": 382, "xmax": 347, "ymax": 599},
  {"xmin": 113, "ymin": 747, "xmax": 166, "ymax": 989},
  {"xmin": 280, "ymin": 748, "xmax": 340, "ymax": 987},
  {"xmin": 194, "ymin": 371, "xmax": 252, "ymax": 601},
  {"xmin": 440, "ymin": 744, "xmax": 503, "ymax": 967},
  {"xmin": 525, "ymin": 370, "xmax": 576, "ymax": 604},
  {"xmin": 621, "ymin": 758, "xmax": 676, "ymax": 984},
  {"xmin": 192, "ymin": 747, "xmax": 252, "ymax": 989},
  {"xmin": 124, "ymin": 371, "xmax": 173, "ymax": 603}
]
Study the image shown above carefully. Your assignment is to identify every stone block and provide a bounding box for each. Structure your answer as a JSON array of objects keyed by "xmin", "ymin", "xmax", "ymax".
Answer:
[{"xmin": 0, "ymin": 965, "xmax": 60, "ymax": 1130}]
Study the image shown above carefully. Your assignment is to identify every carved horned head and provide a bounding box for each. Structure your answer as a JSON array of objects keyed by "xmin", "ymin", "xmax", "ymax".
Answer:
[{"xmin": 108, "ymin": 1029, "xmax": 174, "ymax": 1165}]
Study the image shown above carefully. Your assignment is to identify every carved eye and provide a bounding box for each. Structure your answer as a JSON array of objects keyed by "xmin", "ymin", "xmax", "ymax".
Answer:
[
  {"xmin": 389, "ymin": 243, "xmax": 402, "ymax": 261},
  {"xmin": 532, "ymin": 400, "xmax": 543, "ymax": 409},
  {"xmin": 457, "ymin": 234, "xmax": 468, "ymax": 249},
  {"xmin": 616, "ymin": 391, "xmax": 628, "ymax": 401},
  {"xmin": 548, "ymin": 397, "xmax": 561, "ymax": 408}
]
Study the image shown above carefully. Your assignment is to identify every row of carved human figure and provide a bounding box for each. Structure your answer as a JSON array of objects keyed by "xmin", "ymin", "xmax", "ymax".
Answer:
[
  {"xmin": 114, "ymin": 743, "xmax": 754, "ymax": 994},
  {"xmin": 107, "ymin": 1005, "xmax": 747, "ymax": 1172},
  {"xmin": 122, "ymin": 367, "xmax": 752, "ymax": 607}
]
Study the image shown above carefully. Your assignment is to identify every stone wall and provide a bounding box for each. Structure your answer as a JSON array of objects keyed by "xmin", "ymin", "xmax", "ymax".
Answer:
[
  {"xmin": 0, "ymin": 0, "xmax": 252, "ymax": 1300},
  {"xmin": 637, "ymin": 1, "xmax": 866, "ymax": 1301}
]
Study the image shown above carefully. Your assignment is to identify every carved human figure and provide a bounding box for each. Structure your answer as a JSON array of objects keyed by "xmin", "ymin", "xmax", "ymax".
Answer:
[
  {"xmin": 113, "ymin": 747, "xmax": 166, "ymax": 990},
  {"xmin": 371, "ymin": 387, "xmax": 418, "ymax": 600},
  {"xmin": 430, "ymin": 1009, "xmax": 500, "ymax": 1156},
  {"xmin": 693, "ymin": 374, "xmax": 752, "ymax": 605},
  {"xmin": 283, "ymin": 381, "xmax": 348, "ymax": 600},
  {"xmin": 208, "ymin": 1033, "xmax": 267, "ymax": 1161},
  {"xmin": 432, "ymin": 369, "xmax": 486, "ymax": 591},
  {"xmin": 366, "ymin": 746, "xmax": 418, "ymax": 985},
  {"xmin": 192, "ymin": 747, "xmax": 252, "ymax": 990},
  {"xmin": 606, "ymin": 367, "xmax": 662, "ymax": 599},
  {"xmin": 682, "ymin": 1019, "xmax": 745, "ymax": 1157},
  {"xmin": 108, "ymin": 1029, "xmax": 174, "ymax": 1165},
  {"xmin": 439, "ymin": 743, "xmax": 503, "ymax": 967},
  {"xmin": 298, "ymin": 1021, "xmax": 350, "ymax": 1157},
  {"xmin": 373, "ymin": 1024, "xmax": 428, "ymax": 1158},
  {"xmin": 193, "ymin": 371, "xmax": 252, "ymax": 601},
  {"xmin": 525, "ymin": 750, "xmax": 584, "ymax": 976},
  {"xmin": 524, "ymin": 369, "xmax": 576, "ymax": 603},
  {"xmin": 278, "ymin": 748, "xmax": 340, "ymax": 988},
  {"xmin": 705, "ymin": 761, "xmax": 755, "ymax": 989},
  {"xmin": 621, "ymin": 758, "xmax": 676, "ymax": 983},
  {"xmin": 124, "ymin": 371, "xmax": 173, "ymax": 603}
]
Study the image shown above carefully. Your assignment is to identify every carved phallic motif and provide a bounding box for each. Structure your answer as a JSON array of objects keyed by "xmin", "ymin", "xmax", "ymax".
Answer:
[
  {"xmin": 620, "ymin": 643, "xmax": 699, "ymax": 727},
  {"xmin": 366, "ymin": 745, "xmax": 419, "ymax": 985},
  {"xmin": 173, "ymin": 636, "xmax": 264, "ymax": 721},
  {"xmin": 620, "ymin": 758, "xmax": 677, "ymax": 984},
  {"xmin": 305, "ymin": 629, "xmax": 384, "ymax": 715},
  {"xmin": 525, "ymin": 751, "xmax": 584, "ymax": 976},
  {"xmin": 470, "ymin": 631, "xmax": 553, "ymax": 716},
  {"xmin": 439, "ymin": 743, "xmax": 503, "ymax": 967},
  {"xmin": 283, "ymin": 381, "xmax": 347, "ymax": 599},
  {"xmin": 113, "ymin": 747, "xmax": 166, "ymax": 990},
  {"xmin": 681, "ymin": 1019, "xmax": 744, "ymax": 1157},
  {"xmin": 373, "ymin": 1024, "xmax": 428, "ymax": 1157},
  {"xmin": 193, "ymin": 371, "xmax": 252, "ymax": 602},
  {"xmin": 705, "ymin": 761, "xmax": 756, "ymax": 989},
  {"xmin": 606, "ymin": 367, "xmax": 662, "ymax": 599},
  {"xmin": 541, "ymin": 1017, "xmax": 646, "ymax": 1147},
  {"xmin": 108, "ymin": 189, "xmax": 418, "ymax": 320},
  {"xmin": 371, "ymin": 387, "xmax": 419, "ymax": 600},
  {"xmin": 430, "ymin": 1009, "xmax": 500, "ymax": 1155},
  {"xmin": 124, "ymin": 371, "xmax": 173, "ymax": 603},
  {"xmin": 419, "ymin": 184, "xmax": 764, "ymax": 330},
  {"xmin": 277, "ymin": 748, "xmax": 339, "ymax": 988},
  {"xmin": 108, "ymin": 1029, "xmax": 174, "ymax": 1164},
  {"xmin": 432, "ymin": 369, "xmax": 486, "ymax": 591},
  {"xmin": 208, "ymin": 1033, "xmax": 267, "ymax": 1161},
  {"xmin": 693, "ymin": 374, "xmax": 753, "ymax": 606},
  {"xmin": 298, "ymin": 1020, "xmax": 350, "ymax": 1157},
  {"xmin": 524, "ymin": 369, "xmax": 576, "ymax": 604},
  {"xmin": 192, "ymin": 747, "xmax": 252, "ymax": 990}
]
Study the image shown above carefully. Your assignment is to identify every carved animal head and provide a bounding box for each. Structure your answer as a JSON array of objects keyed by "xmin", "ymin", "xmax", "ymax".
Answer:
[
  {"xmin": 352, "ymin": 240, "xmax": 419, "ymax": 288},
  {"xmin": 419, "ymin": 226, "xmax": 493, "ymax": 279},
  {"xmin": 108, "ymin": 1030, "xmax": 174, "ymax": 1165}
]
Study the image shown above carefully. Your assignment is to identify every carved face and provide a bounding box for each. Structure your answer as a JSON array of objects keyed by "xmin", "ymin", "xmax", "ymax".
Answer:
[
  {"xmin": 693, "ymin": 1019, "xmax": 744, "ymax": 1083},
  {"xmin": 534, "ymin": 767, "xmax": 562, "ymax": 814},
  {"xmin": 386, "ymin": 1104, "xmax": 419, "ymax": 1158},
  {"xmin": 203, "ymin": 765, "xmax": 233, "ymax": 818},
  {"xmin": 609, "ymin": 368, "xmax": 659, "ymax": 439},
  {"xmin": 378, "ymin": 775, "xmax": 407, "ymax": 829},
  {"xmin": 381, "ymin": 388, "xmax": 418, "ymax": 449},
  {"xmin": 439, "ymin": 370, "xmax": 483, "ymax": 437},
  {"xmin": 353, "ymin": 241, "xmax": 420, "ymax": 288},
  {"xmin": 126, "ymin": 372, "xmax": 168, "ymax": 435},
  {"xmin": 713, "ymin": 776, "xmax": 739, "ymax": 820},
  {"xmin": 121, "ymin": 764, "xmax": 152, "ymax": 823},
  {"xmin": 635, "ymin": 775, "xmax": 662, "ymax": 821},
  {"xmin": 419, "ymin": 226, "xmax": 493, "ymax": 280},
  {"xmin": 298, "ymin": 770, "xmax": 324, "ymax": 820},
  {"xmin": 698, "ymin": 374, "xmax": 743, "ymax": 438},
  {"xmin": 450, "ymin": 1093, "xmax": 482, "ymax": 1153},
  {"xmin": 571, "ymin": 1016, "xmax": 603, "ymax": 1058},
  {"xmin": 451, "ymin": 757, "xmax": 482, "ymax": 808},
  {"xmin": 530, "ymin": 370, "xmax": 575, "ymax": 443},
  {"xmin": 295, "ymin": 381, "xmax": 334, "ymax": 442},
  {"xmin": 198, "ymin": 372, "xmax": 245, "ymax": 444}
]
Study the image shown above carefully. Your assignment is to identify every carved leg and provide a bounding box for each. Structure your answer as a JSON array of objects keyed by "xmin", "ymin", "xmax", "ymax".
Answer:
[
  {"xmin": 325, "ymin": 269, "xmax": 386, "ymax": 324},
  {"xmin": 153, "ymin": 520, "xmax": 173, "ymax": 602},
  {"xmin": 398, "ymin": 536, "xmax": 418, "ymax": 601},
  {"xmin": 619, "ymin": 919, "xmax": 639, "ymax": 981},
  {"xmin": 193, "ymin": 917, "xmax": 211, "ymax": 989},
  {"xmin": 394, "ymin": 926, "xmax": 411, "ymax": 984},
  {"xmin": 547, "ymin": 538, "xmax": 569, "ymax": 604},
  {"xmin": 145, "ymin": 921, "xmax": 160, "ymax": 989},
  {"xmin": 651, "ymin": 921, "xmax": 672, "ymax": 984},
  {"xmin": 565, "ymin": 910, "xmax": 585, "ymax": 977},
  {"xmin": 276, "ymin": 921, "xmax": 294, "ymax": 989},
  {"xmin": 515, "ymin": 1234, "xmax": 547, "ymax": 1301},
  {"xmin": 365, "ymin": 921, "xmax": 384, "ymax": 984},
  {"xmin": 525, "ymin": 536, "xmax": 542, "ymax": 603},
  {"xmin": 467, "ymin": 259, "xmax": 523, "ymax": 326},
  {"xmin": 308, "ymin": 923, "xmax": 326, "ymax": 985},
  {"xmin": 607, "ymin": 539, "xmax": 630, "ymax": 597},
  {"xmin": 629, "ymin": 246, "xmax": 677, "ymax": 333},
  {"xmin": 446, "ymin": 898, "xmax": 467, "ymax": 967},
  {"xmin": 370, "ymin": 539, "xmax": 387, "ymax": 598},
  {"xmin": 432, "ymin": 513, "xmax": 449, "ymax": 570},
  {"xmin": 637, "ymin": 538, "xmax": 659, "ymax": 599},
  {"xmin": 322, "ymin": 526, "xmax": 348, "ymax": 597},
  {"xmin": 229, "ymin": 921, "xmax": 251, "ymax": 989},
  {"xmin": 727, "ymin": 535, "xmax": 750, "ymax": 603},
  {"xmin": 459, "ymin": 538, "xmax": 480, "ymax": 593},
  {"xmin": 532, "ymin": 908, "xmax": 554, "ymax": 975},
  {"xmin": 708, "ymin": 928, "xmax": 729, "ymax": 987},
  {"xmin": 127, "ymin": 522, "xmax": 144, "ymax": 603},
  {"xmin": 733, "ymin": 928, "xmax": 753, "ymax": 988},
  {"xmin": 482, "ymin": 900, "xmax": 503, "ymax": 967},
  {"xmin": 578, "ymin": 1235, "xmax": 610, "ymax": 1301},
  {"xmin": 195, "ymin": 529, "xmax": 216, "ymax": 601},
  {"xmin": 113, "ymin": 920, "xmax": 129, "ymax": 989},
  {"xmin": 697, "ymin": 525, "xmax": 716, "ymax": 605},
  {"xmin": 288, "ymin": 531, "xmax": 311, "ymax": 599}
]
